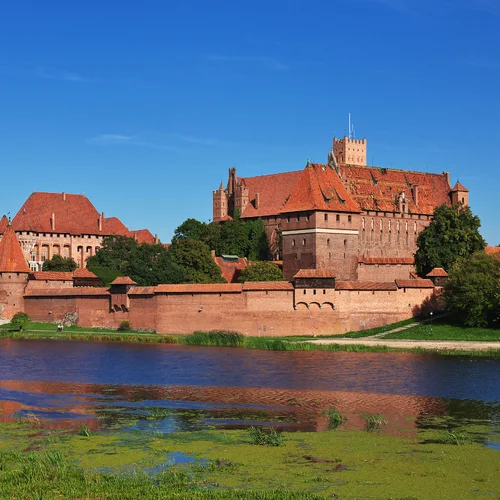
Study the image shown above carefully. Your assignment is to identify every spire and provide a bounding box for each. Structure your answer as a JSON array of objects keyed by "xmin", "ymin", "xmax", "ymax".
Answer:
[{"xmin": 0, "ymin": 223, "xmax": 30, "ymax": 273}]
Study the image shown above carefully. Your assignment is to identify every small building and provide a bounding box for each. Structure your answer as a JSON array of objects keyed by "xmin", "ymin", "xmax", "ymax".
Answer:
[{"xmin": 426, "ymin": 268, "xmax": 449, "ymax": 287}]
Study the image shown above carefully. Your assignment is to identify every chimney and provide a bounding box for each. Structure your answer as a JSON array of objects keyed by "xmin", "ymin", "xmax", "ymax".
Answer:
[
  {"xmin": 255, "ymin": 192, "xmax": 260, "ymax": 209},
  {"xmin": 412, "ymin": 185, "xmax": 419, "ymax": 206},
  {"xmin": 62, "ymin": 192, "xmax": 66, "ymax": 202},
  {"xmin": 443, "ymin": 171, "xmax": 450, "ymax": 187},
  {"xmin": 51, "ymin": 213, "xmax": 55, "ymax": 231},
  {"xmin": 99, "ymin": 212, "xmax": 103, "ymax": 231},
  {"xmin": 154, "ymin": 234, "xmax": 159, "ymax": 244}
]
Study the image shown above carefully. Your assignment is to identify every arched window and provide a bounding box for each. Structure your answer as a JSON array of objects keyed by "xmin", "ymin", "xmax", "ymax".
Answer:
[{"xmin": 327, "ymin": 238, "xmax": 330, "ymax": 246}]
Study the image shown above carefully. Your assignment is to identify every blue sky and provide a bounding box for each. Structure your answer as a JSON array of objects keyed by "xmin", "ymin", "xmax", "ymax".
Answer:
[{"xmin": 1, "ymin": 0, "xmax": 499, "ymax": 245}]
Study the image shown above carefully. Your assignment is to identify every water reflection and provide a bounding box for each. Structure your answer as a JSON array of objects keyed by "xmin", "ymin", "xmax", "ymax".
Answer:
[{"xmin": 0, "ymin": 339, "xmax": 499, "ymax": 435}]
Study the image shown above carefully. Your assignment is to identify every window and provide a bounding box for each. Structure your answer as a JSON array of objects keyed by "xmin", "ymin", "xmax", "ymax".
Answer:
[
  {"xmin": 306, "ymin": 214, "xmax": 310, "ymax": 221},
  {"xmin": 302, "ymin": 238, "xmax": 306, "ymax": 246},
  {"xmin": 287, "ymin": 216, "xmax": 290, "ymax": 223},
  {"xmin": 292, "ymin": 239, "xmax": 295, "ymax": 247},
  {"xmin": 313, "ymin": 290, "xmax": 316, "ymax": 295},
  {"xmin": 324, "ymin": 214, "xmax": 328, "ymax": 221},
  {"xmin": 348, "ymin": 215, "xmax": 352, "ymax": 223},
  {"xmin": 41, "ymin": 252, "xmax": 46, "ymax": 262},
  {"xmin": 296, "ymin": 215, "xmax": 300, "ymax": 222},
  {"xmin": 327, "ymin": 238, "xmax": 330, "ymax": 246},
  {"xmin": 303, "ymin": 289, "xmax": 306, "ymax": 295},
  {"xmin": 336, "ymin": 214, "xmax": 340, "ymax": 222}
]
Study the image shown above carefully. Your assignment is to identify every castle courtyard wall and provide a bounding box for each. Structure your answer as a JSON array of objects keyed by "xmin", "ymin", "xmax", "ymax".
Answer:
[{"xmin": 22, "ymin": 282, "xmax": 434, "ymax": 336}]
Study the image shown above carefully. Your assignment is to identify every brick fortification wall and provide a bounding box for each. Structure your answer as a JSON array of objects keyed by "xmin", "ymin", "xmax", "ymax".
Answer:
[{"xmin": 23, "ymin": 281, "xmax": 436, "ymax": 336}]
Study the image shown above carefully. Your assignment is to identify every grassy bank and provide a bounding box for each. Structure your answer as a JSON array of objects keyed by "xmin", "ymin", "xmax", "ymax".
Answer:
[
  {"xmin": 382, "ymin": 317, "xmax": 500, "ymax": 341},
  {"xmin": 0, "ymin": 417, "xmax": 498, "ymax": 499},
  {"xmin": 1, "ymin": 320, "xmax": 499, "ymax": 357}
]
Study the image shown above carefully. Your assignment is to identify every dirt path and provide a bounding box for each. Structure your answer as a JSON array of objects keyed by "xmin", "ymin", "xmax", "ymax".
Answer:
[{"xmin": 308, "ymin": 337, "xmax": 500, "ymax": 352}]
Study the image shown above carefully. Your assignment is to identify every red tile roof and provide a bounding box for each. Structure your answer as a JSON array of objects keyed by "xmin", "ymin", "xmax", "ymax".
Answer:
[
  {"xmin": 485, "ymin": 247, "xmax": 500, "ymax": 260},
  {"xmin": 110, "ymin": 276, "xmax": 137, "ymax": 285},
  {"xmin": 155, "ymin": 284, "xmax": 243, "ymax": 294},
  {"xmin": 426, "ymin": 268, "xmax": 448, "ymax": 277},
  {"xmin": 128, "ymin": 286, "xmax": 156, "ymax": 295},
  {"xmin": 358, "ymin": 256, "xmax": 415, "ymax": 265},
  {"xmin": 4, "ymin": 192, "xmax": 156, "ymax": 242},
  {"xmin": 339, "ymin": 165, "xmax": 451, "ymax": 215},
  {"xmin": 451, "ymin": 181, "xmax": 469, "ymax": 192},
  {"xmin": 396, "ymin": 279, "xmax": 434, "ymax": 288},
  {"xmin": 293, "ymin": 269, "xmax": 336, "ymax": 279},
  {"xmin": 242, "ymin": 281, "xmax": 293, "ymax": 291},
  {"xmin": 410, "ymin": 271, "xmax": 421, "ymax": 280},
  {"xmin": 214, "ymin": 256, "xmax": 248, "ymax": 283},
  {"xmin": 0, "ymin": 223, "xmax": 30, "ymax": 273},
  {"xmin": 30, "ymin": 271, "xmax": 74, "ymax": 281},
  {"xmin": 336, "ymin": 281, "xmax": 398, "ymax": 291},
  {"xmin": 73, "ymin": 268, "xmax": 98, "ymax": 279},
  {"xmin": 0, "ymin": 215, "xmax": 8, "ymax": 234},
  {"xmin": 12, "ymin": 192, "xmax": 104, "ymax": 235},
  {"xmin": 241, "ymin": 171, "xmax": 304, "ymax": 218},
  {"xmin": 25, "ymin": 287, "xmax": 110, "ymax": 297},
  {"xmin": 130, "ymin": 229, "xmax": 156, "ymax": 244},
  {"xmin": 281, "ymin": 163, "xmax": 360, "ymax": 214}
]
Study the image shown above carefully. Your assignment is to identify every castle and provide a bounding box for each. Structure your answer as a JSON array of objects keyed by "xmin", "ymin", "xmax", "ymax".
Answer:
[
  {"xmin": 213, "ymin": 136, "xmax": 469, "ymax": 280},
  {"xmin": 0, "ymin": 192, "xmax": 158, "ymax": 271}
]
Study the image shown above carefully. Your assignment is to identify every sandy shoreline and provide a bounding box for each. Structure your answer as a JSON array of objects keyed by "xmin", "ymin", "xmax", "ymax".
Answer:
[{"xmin": 308, "ymin": 338, "xmax": 500, "ymax": 352}]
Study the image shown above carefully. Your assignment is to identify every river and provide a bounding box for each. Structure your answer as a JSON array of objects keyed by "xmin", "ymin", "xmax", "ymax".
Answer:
[{"xmin": 0, "ymin": 339, "xmax": 499, "ymax": 435}]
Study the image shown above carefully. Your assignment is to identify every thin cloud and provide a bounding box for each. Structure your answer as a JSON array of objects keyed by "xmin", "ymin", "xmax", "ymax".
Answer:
[
  {"xmin": 35, "ymin": 66, "xmax": 95, "ymax": 82},
  {"xmin": 464, "ymin": 60, "xmax": 500, "ymax": 70},
  {"xmin": 164, "ymin": 133, "xmax": 234, "ymax": 147},
  {"xmin": 206, "ymin": 54, "xmax": 289, "ymax": 71},
  {"xmin": 0, "ymin": 66, "xmax": 97, "ymax": 82},
  {"xmin": 86, "ymin": 134, "xmax": 177, "ymax": 151}
]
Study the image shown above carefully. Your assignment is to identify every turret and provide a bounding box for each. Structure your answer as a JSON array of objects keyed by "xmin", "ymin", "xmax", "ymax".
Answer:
[
  {"xmin": 0, "ymin": 220, "xmax": 30, "ymax": 319},
  {"xmin": 213, "ymin": 182, "xmax": 229, "ymax": 221},
  {"xmin": 450, "ymin": 181, "xmax": 469, "ymax": 207}
]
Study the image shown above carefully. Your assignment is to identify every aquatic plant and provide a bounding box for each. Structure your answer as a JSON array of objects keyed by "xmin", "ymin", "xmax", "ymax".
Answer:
[
  {"xmin": 441, "ymin": 429, "xmax": 473, "ymax": 445},
  {"xmin": 362, "ymin": 413, "xmax": 387, "ymax": 432},
  {"xmin": 78, "ymin": 424, "xmax": 91, "ymax": 437},
  {"xmin": 182, "ymin": 330, "xmax": 245, "ymax": 347},
  {"xmin": 118, "ymin": 320, "xmax": 131, "ymax": 331},
  {"xmin": 247, "ymin": 426, "xmax": 285, "ymax": 447},
  {"xmin": 322, "ymin": 406, "xmax": 347, "ymax": 430},
  {"xmin": 146, "ymin": 408, "xmax": 171, "ymax": 420}
]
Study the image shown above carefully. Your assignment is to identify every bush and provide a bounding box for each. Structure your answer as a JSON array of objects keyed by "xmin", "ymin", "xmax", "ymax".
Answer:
[
  {"xmin": 10, "ymin": 312, "xmax": 30, "ymax": 332},
  {"xmin": 118, "ymin": 320, "xmax": 130, "ymax": 332},
  {"xmin": 322, "ymin": 406, "xmax": 347, "ymax": 430},
  {"xmin": 247, "ymin": 426, "xmax": 285, "ymax": 446}
]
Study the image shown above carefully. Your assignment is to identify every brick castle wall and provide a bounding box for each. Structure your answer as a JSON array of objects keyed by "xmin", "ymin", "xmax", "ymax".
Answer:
[{"xmin": 23, "ymin": 283, "xmax": 435, "ymax": 336}]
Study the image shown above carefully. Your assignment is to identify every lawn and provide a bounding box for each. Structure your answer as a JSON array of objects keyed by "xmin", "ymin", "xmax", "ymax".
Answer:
[{"xmin": 382, "ymin": 318, "xmax": 500, "ymax": 341}]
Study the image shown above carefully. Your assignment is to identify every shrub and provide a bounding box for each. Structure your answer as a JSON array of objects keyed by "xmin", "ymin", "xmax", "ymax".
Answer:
[
  {"xmin": 10, "ymin": 312, "xmax": 30, "ymax": 332},
  {"xmin": 247, "ymin": 426, "xmax": 285, "ymax": 446},
  {"xmin": 322, "ymin": 406, "xmax": 347, "ymax": 430},
  {"xmin": 362, "ymin": 413, "xmax": 387, "ymax": 432},
  {"xmin": 118, "ymin": 320, "xmax": 130, "ymax": 332}
]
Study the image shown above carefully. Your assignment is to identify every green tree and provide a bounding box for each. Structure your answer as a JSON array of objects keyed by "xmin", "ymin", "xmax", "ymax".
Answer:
[
  {"xmin": 167, "ymin": 240, "xmax": 225, "ymax": 283},
  {"xmin": 218, "ymin": 218, "xmax": 249, "ymax": 257},
  {"xmin": 415, "ymin": 204, "xmax": 486, "ymax": 276},
  {"xmin": 42, "ymin": 254, "xmax": 78, "ymax": 272},
  {"xmin": 87, "ymin": 236, "xmax": 186, "ymax": 286},
  {"xmin": 239, "ymin": 262, "xmax": 284, "ymax": 282},
  {"xmin": 10, "ymin": 312, "xmax": 30, "ymax": 331},
  {"xmin": 245, "ymin": 219, "xmax": 270, "ymax": 261},
  {"xmin": 172, "ymin": 218, "xmax": 221, "ymax": 252},
  {"xmin": 444, "ymin": 252, "xmax": 500, "ymax": 328}
]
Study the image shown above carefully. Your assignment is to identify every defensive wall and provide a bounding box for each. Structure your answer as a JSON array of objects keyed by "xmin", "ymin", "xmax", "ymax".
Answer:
[{"xmin": 22, "ymin": 278, "xmax": 437, "ymax": 336}]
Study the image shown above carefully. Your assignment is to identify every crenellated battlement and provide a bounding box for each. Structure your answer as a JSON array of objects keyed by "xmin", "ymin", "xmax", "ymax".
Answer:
[{"xmin": 333, "ymin": 136, "xmax": 367, "ymax": 166}]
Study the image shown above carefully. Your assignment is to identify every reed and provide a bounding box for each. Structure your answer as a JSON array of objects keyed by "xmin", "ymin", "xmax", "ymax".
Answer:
[
  {"xmin": 322, "ymin": 406, "xmax": 347, "ymax": 430},
  {"xmin": 247, "ymin": 426, "xmax": 285, "ymax": 447},
  {"xmin": 181, "ymin": 330, "xmax": 245, "ymax": 347},
  {"xmin": 362, "ymin": 413, "xmax": 387, "ymax": 432}
]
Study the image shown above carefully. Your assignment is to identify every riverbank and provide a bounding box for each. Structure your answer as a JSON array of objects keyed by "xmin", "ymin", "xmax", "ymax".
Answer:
[
  {"xmin": 1, "ymin": 320, "xmax": 499, "ymax": 357},
  {"xmin": 0, "ymin": 416, "xmax": 498, "ymax": 499}
]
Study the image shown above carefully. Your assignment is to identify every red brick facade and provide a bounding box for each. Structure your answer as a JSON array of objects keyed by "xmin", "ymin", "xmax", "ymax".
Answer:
[{"xmin": 213, "ymin": 137, "xmax": 466, "ymax": 281}]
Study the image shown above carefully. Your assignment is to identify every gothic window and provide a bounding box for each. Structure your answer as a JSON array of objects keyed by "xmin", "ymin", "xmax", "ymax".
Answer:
[{"xmin": 324, "ymin": 214, "xmax": 328, "ymax": 221}]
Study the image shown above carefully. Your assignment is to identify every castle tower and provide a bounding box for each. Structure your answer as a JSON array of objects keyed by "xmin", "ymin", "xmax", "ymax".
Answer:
[
  {"xmin": 213, "ymin": 182, "xmax": 229, "ymax": 222},
  {"xmin": 450, "ymin": 181, "xmax": 469, "ymax": 207},
  {"xmin": 0, "ymin": 220, "xmax": 30, "ymax": 319},
  {"xmin": 333, "ymin": 136, "xmax": 367, "ymax": 166},
  {"xmin": 234, "ymin": 179, "xmax": 249, "ymax": 216}
]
